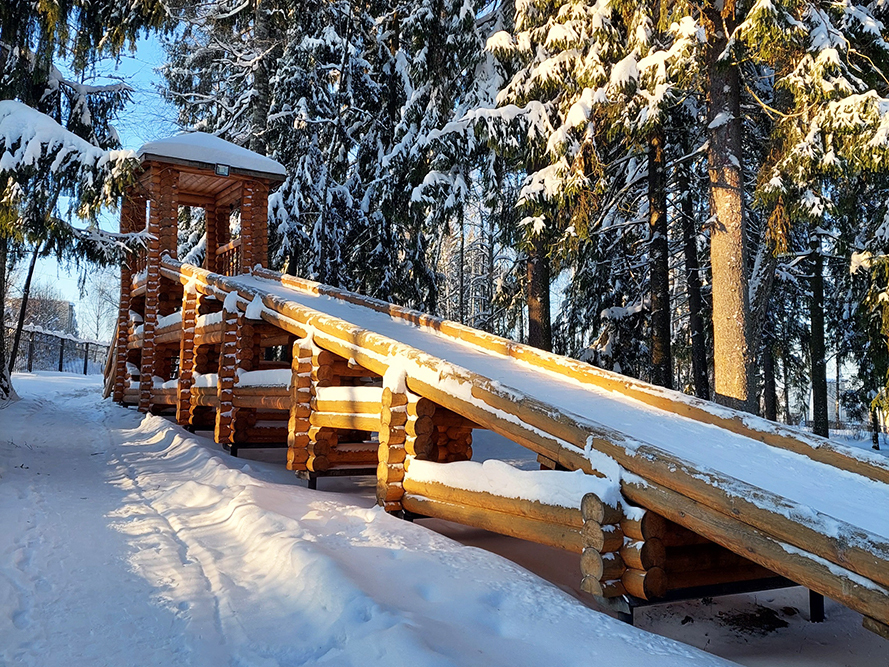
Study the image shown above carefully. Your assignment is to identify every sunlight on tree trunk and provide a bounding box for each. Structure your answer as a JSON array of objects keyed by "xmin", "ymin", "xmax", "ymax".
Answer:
[{"xmin": 706, "ymin": 2, "xmax": 752, "ymax": 411}]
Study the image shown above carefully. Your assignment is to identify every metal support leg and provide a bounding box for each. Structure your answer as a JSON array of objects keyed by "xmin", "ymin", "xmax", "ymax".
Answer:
[{"xmin": 809, "ymin": 590, "xmax": 824, "ymax": 622}]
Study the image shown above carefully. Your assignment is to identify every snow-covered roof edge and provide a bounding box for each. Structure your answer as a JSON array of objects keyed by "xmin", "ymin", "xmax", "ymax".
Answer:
[{"xmin": 136, "ymin": 132, "xmax": 286, "ymax": 180}]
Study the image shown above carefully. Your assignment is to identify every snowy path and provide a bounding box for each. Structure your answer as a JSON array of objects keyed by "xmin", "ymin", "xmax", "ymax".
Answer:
[
  {"xmin": 0, "ymin": 374, "xmax": 735, "ymax": 666},
  {"xmin": 0, "ymin": 376, "xmax": 191, "ymax": 666}
]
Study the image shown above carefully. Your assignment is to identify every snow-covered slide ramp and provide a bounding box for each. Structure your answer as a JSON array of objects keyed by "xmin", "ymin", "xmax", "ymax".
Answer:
[{"xmin": 140, "ymin": 256, "xmax": 889, "ymax": 638}]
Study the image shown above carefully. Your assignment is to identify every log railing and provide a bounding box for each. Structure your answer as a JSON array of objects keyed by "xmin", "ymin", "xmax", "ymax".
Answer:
[
  {"xmin": 216, "ymin": 238, "xmax": 242, "ymax": 276},
  {"xmin": 249, "ymin": 267, "xmax": 889, "ymax": 486},
  {"xmin": 133, "ymin": 246, "xmax": 148, "ymax": 275}
]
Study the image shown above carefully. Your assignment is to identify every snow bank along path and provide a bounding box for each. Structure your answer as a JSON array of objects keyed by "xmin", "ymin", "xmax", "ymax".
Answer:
[
  {"xmin": 152, "ymin": 260, "xmax": 889, "ymax": 631},
  {"xmin": 0, "ymin": 373, "xmax": 735, "ymax": 667}
]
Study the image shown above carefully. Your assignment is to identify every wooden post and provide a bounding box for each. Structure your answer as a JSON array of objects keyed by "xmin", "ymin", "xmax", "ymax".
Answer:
[
  {"xmin": 306, "ymin": 345, "xmax": 340, "ymax": 472},
  {"xmin": 27, "ymin": 331, "xmax": 34, "ymax": 372},
  {"xmin": 140, "ymin": 166, "xmax": 178, "ymax": 412},
  {"xmin": 177, "ymin": 285, "xmax": 198, "ymax": 425},
  {"xmin": 287, "ymin": 339, "xmax": 312, "ymax": 471},
  {"xmin": 377, "ymin": 385, "xmax": 408, "ymax": 511},
  {"xmin": 215, "ymin": 302, "xmax": 239, "ymax": 445},
  {"xmin": 579, "ymin": 492, "xmax": 626, "ymax": 598},
  {"xmin": 204, "ymin": 203, "xmax": 217, "ymax": 273},
  {"xmin": 113, "ymin": 196, "xmax": 143, "ymax": 402},
  {"xmin": 240, "ymin": 180, "xmax": 256, "ymax": 273},
  {"xmin": 83, "ymin": 343, "xmax": 89, "ymax": 375},
  {"xmin": 240, "ymin": 180, "xmax": 269, "ymax": 271},
  {"xmin": 58, "ymin": 338, "xmax": 64, "ymax": 372},
  {"xmin": 231, "ymin": 319, "xmax": 262, "ymax": 444}
]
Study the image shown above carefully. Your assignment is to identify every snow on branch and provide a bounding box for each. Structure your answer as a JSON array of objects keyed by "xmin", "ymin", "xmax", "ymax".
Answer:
[{"xmin": 0, "ymin": 99, "xmax": 137, "ymax": 218}]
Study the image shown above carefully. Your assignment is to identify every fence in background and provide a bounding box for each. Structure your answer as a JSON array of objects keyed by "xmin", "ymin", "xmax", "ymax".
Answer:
[{"xmin": 4, "ymin": 324, "xmax": 110, "ymax": 375}]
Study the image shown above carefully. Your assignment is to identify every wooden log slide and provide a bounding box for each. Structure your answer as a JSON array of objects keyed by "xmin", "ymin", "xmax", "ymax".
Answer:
[
  {"xmin": 250, "ymin": 264, "xmax": 889, "ymax": 486},
  {"xmin": 161, "ymin": 260, "xmax": 889, "ymax": 630}
]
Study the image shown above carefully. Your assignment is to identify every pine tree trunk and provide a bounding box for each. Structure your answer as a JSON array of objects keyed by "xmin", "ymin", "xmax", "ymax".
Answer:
[
  {"xmin": 486, "ymin": 214, "xmax": 495, "ymax": 333},
  {"xmin": 8, "ymin": 243, "xmax": 40, "ymax": 373},
  {"xmin": 810, "ymin": 241, "xmax": 829, "ymax": 438},
  {"xmin": 459, "ymin": 216, "xmax": 466, "ymax": 324},
  {"xmin": 782, "ymin": 347, "xmax": 792, "ymax": 425},
  {"xmin": 0, "ymin": 235, "xmax": 14, "ymax": 401},
  {"xmin": 871, "ymin": 408, "xmax": 881, "ymax": 450},
  {"xmin": 835, "ymin": 354, "xmax": 841, "ymax": 427},
  {"xmin": 250, "ymin": 0, "xmax": 271, "ymax": 155},
  {"xmin": 705, "ymin": 3, "xmax": 752, "ymax": 411},
  {"xmin": 678, "ymin": 156, "xmax": 710, "ymax": 400},
  {"xmin": 763, "ymin": 341, "xmax": 777, "ymax": 421},
  {"xmin": 526, "ymin": 234, "xmax": 552, "ymax": 352},
  {"xmin": 649, "ymin": 130, "xmax": 672, "ymax": 389}
]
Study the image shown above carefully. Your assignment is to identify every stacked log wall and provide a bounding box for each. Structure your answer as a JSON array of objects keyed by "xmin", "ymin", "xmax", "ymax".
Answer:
[
  {"xmin": 287, "ymin": 340, "xmax": 313, "ymax": 471},
  {"xmin": 579, "ymin": 493, "xmax": 629, "ymax": 598},
  {"xmin": 378, "ymin": 386, "xmax": 408, "ymax": 511}
]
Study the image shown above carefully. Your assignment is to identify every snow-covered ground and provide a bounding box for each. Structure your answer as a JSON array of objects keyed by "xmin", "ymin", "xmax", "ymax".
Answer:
[
  {"xmin": 0, "ymin": 373, "xmax": 728, "ymax": 666},
  {"xmin": 0, "ymin": 373, "xmax": 884, "ymax": 666}
]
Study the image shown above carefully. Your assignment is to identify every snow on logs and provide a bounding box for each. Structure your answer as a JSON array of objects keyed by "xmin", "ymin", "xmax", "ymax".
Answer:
[
  {"xmin": 248, "ymin": 266, "xmax": 889, "ymax": 487},
  {"xmin": 402, "ymin": 459, "xmax": 623, "ymax": 559}
]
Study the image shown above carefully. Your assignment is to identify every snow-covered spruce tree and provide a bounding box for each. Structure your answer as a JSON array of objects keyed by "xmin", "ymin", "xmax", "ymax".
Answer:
[
  {"xmin": 670, "ymin": 103, "xmax": 712, "ymax": 400},
  {"xmin": 0, "ymin": 103, "xmax": 140, "ymax": 394},
  {"xmin": 827, "ymin": 175, "xmax": 889, "ymax": 444},
  {"xmin": 370, "ymin": 0, "xmax": 499, "ymax": 310},
  {"xmin": 577, "ymin": 2, "xmax": 703, "ymax": 387},
  {"xmin": 479, "ymin": 0, "xmax": 705, "ymax": 368},
  {"xmin": 266, "ymin": 0, "xmax": 393, "ymax": 291},
  {"xmin": 162, "ymin": 0, "xmax": 287, "ymax": 150},
  {"xmin": 0, "ymin": 2, "xmax": 166, "ymax": 401},
  {"xmin": 689, "ymin": 0, "xmax": 889, "ymax": 411},
  {"xmin": 162, "ymin": 0, "xmax": 447, "ymax": 306},
  {"xmin": 474, "ymin": 0, "xmax": 626, "ymax": 352}
]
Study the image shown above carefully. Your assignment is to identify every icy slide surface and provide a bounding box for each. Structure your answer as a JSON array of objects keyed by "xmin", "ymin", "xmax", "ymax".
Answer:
[{"xmin": 233, "ymin": 274, "xmax": 889, "ymax": 544}]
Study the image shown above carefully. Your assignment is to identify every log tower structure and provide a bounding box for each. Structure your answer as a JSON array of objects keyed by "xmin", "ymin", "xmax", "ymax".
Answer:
[{"xmin": 111, "ymin": 133, "xmax": 285, "ymax": 429}]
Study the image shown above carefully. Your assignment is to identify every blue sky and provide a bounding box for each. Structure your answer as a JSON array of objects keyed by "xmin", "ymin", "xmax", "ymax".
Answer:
[{"xmin": 27, "ymin": 36, "xmax": 179, "ymax": 337}]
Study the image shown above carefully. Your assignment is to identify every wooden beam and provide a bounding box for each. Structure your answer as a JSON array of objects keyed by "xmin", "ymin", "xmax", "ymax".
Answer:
[
  {"xmin": 139, "ymin": 157, "xmax": 284, "ymax": 184},
  {"xmin": 863, "ymin": 616, "xmax": 889, "ymax": 641},
  {"xmin": 402, "ymin": 476, "xmax": 583, "ymax": 529},
  {"xmin": 178, "ymin": 192, "xmax": 218, "ymax": 207},
  {"xmin": 401, "ymin": 494, "xmax": 583, "ymax": 553},
  {"xmin": 471, "ymin": 384, "xmax": 889, "ymax": 591},
  {"xmin": 620, "ymin": 476, "xmax": 889, "ymax": 624},
  {"xmin": 309, "ymin": 412, "xmax": 380, "ymax": 432},
  {"xmin": 214, "ymin": 181, "xmax": 243, "ymax": 209}
]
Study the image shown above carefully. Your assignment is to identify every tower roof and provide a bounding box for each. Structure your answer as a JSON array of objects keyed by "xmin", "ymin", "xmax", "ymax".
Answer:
[{"xmin": 137, "ymin": 132, "xmax": 286, "ymax": 180}]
